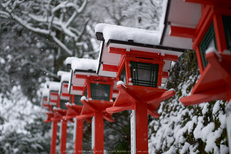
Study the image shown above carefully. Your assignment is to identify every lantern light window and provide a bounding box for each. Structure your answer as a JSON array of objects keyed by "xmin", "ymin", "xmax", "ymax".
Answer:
[
  {"xmin": 90, "ymin": 83, "xmax": 111, "ymax": 101},
  {"xmin": 74, "ymin": 95, "xmax": 82, "ymax": 105},
  {"xmin": 130, "ymin": 61, "xmax": 159, "ymax": 87},
  {"xmin": 60, "ymin": 100, "xmax": 68, "ymax": 110},
  {"xmin": 223, "ymin": 16, "xmax": 231, "ymax": 51},
  {"xmin": 119, "ymin": 67, "xmax": 127, "ymax": 84},
  {"xmin": 199, "ymin": 23, "xmax": 217, "ymax": 68}
]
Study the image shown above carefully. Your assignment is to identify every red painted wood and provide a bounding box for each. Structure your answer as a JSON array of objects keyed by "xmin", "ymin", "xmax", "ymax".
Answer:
[
  {"xmin": 135, "ymin": 101, "xmax": 148, "ymax": 153},
  {"xmin": 102, "ymin": 64, "xmax": 118, "ymax": 72},
  {"xmin": 193, "ymin": 5, "xmax": 213, "ymax": 49},
  {"xmin": 196, "ymin": 46, "xmax": 205, "ymax": 74},
  {"xmin": 63, "ymin": 104, "xmax": 82, "ymax": 120},
  {"xmin": 116, "ymin": 56, "xmax": 125, "ymax": 81},
  {"xmin": 44, "ymin": 112, "xmax": 54, "ymax": 123},
  {"xmin": 74, "ymin": 119, "xmax": 83, "ymax": 154},
  {"xmin": 61, "ymin": 93, "xmax": 71, "ymax": 97},
  {"xmin": 50, "ymin": 121, "xmax": 58, "ymax": 154},
  {"xmin": 94, "ymin": 111, "xmax": 104, "ymax": 154},
  {"xmin": 162, "ymin": 72, "xmax": 169, "ymax": 78},
  {"xmin": 213, "ymin": 14, "xmax": 227, "ymax": 52},
  {"xmin": 164, "ymin": 54, "xmax": 178, "ymax": 61},
  {"xmin": 170, "ymin": 26, "xmax": 196, "ymax": 39},
  {"xmin": 228, "ymin": 86, "xmax": 231, "ymax": 102},
  {"xmin": 108, "ymin": 47, "xmax": 126, "ymax": 54},
  {"xmin": 180, "ymin": 52, "xmax": 231, "ymax": 105},
  {"xmin": 157, "ymin": 63, "xmax": 164, "ymax": 87},
  {"xmin": 185, "ymin": 0, "xmax": 231, "ymax": 5},
  {"xmin": 180, "ymin": 85, "xmax": 228, "ymax": 105},
  {"xmin": 60, "ymin": 120, "xmax": 67, "ymax": 154},
  {"xmin": 125, "ymin": 59, "xmax": 131, "ymax": 84},
  {"xmin": 63, "ymin": 84, "xmax": 68, "ymax": 88}
]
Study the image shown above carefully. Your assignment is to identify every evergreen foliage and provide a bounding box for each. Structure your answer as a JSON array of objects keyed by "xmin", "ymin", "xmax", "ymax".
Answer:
[{"xmin": 148, "ymin": 51, "xmax": 229, "ymax": 154}]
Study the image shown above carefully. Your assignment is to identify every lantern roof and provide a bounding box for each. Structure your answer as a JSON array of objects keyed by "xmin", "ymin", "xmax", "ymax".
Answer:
[
  {"xmin": 46, "ymin": 81, "xmax": 60, "ymax": 92},
  {"xmin": 160, "ymin": 0, "xmax": 201, "ymax": 49},
  {"xmin": 57, "ymin": 71, "xmax": 69, "ymax": 78},
  {"xmin": 60, "ymin": 71, "xmax": 71, "ymax": 83},
  {"xmin": 64, "ymin": 57, "xmax": 79, "ymax": 69},
  {"xmin": 71, "ymin": 58, "xmax": 98, "ymax": 73},
  {"xmin": 95, "ymin": 23, "xmax": 185, "ymax": 79},
  {"xmin": 68, "ymin": 58, "xmax": 99, "ymax": 95},
  {"xmin": 95, "ymin": 23, "xmax": 161, "ymax": 45},
  {"xmin": 42, "ymin": 87, "xmax": 49, "ymax": 98},
  {"xmin": 59, "ymin": 72, "xmax": 71, "ymax": 100},
  {"xmin": 45, "ymin": 81, "xmax": 60, "ymax": 106}
]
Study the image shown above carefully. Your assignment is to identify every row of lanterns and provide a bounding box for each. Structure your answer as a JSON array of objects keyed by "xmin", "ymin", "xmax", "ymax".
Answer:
[
  {"xmin": 42, "ymin": 0, "xmax": 231, "ymax": 153},
  {"xmin": 41, "ymin": 23, "xmax": 185, "ymax": 154}
]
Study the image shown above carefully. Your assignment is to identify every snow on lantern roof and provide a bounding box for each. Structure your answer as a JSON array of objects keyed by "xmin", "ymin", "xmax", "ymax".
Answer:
[
  {"xmin": 95, "ymin": 23, "xmax": 186, "ymax": 78},
  {"xmin": 57, "ymin": 71, "xmax": 69, "ymax": 78},
  {"xmin": 42, "ymin": 87, "xmax": 49, "ymax": 97},
  {"xmin": 95, "ymin": 23, "xmax": 161, "ymax": 45},
  {"xmin": 64, "ymin": 57, "xmax": 79, "ymax": 66},
  {"xmin": 61, "ymin": 72, "xmax": 71, "ymax": 82},
  {"xmin": 71, "ymin": 58, "xmax": 98, "ymax": 73},
  {"xmin": 46, "ymin": 81, "xmax": 60, "ymax": 92}
]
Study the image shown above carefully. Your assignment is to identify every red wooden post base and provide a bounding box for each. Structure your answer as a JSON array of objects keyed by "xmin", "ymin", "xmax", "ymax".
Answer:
[
  {"xmin": 106, "ymin": 84, "xmax": 175, "ymax": 153},
  {"xmin": 60, "ymin": 120, "xmax": 68, "ymax": 154},
  {"xmin": 50, "ymin": 121, "xmax": 58, "ymax": 154},
  {"xmin": 135, "ymin": 102, "xmax": 148, "ymax": 153},
  {"xmin": 74, "ymin": 119, "xmax": 83, "ymax": 154},
  {"xmin": 93, "ymin": 111, "xmax": 104, "ymax": 154}
]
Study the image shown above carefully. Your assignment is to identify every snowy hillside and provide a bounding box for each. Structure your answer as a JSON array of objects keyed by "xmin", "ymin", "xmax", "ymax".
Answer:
[
  {"xmin": 0, "ymin": 86, "xmax": 51, "ymax": 153},
  {"xmin": 148, "ymin": 51, "xmax": 228, "ymax": 154}
]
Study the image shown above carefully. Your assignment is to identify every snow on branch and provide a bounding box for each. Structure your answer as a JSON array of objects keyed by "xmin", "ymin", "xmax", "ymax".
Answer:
[
  {"xmin": 0, "ymin": 10, "xmax": 10, "ymax": 18},
  {"xmin": 0, "ymin": 0, "xmax": 89, "ymax": 56},
  {"xmin": 21, "ymin": 60, "xmax": 59, "ymax": 79}
]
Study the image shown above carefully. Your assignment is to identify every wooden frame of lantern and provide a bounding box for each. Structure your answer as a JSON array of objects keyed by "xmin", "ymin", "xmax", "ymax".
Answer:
[
  {"xmin": 160, "ymin": 0, "xmax": 231, "ymax": 105},
  {"xmin": 161, "ymin": 0, "xmax": 231, "ymax": 152},
  {"xmin": 44, "ymin": 81, "xmax": 60, "ymax": 154},
  {"xmin": 41, "ymin": 87, "xmax": 54, "ymax": 123},
  {"xmin": 59, "ymin": 69, "xmax": 84, "ymax": 154},
  {"xmin": 95, "ymin": 23, "xmax": 185, "ymax": 153},
  {"xmin": 69, "ymin": 58, "xmax": 117, "ymax": 154}
]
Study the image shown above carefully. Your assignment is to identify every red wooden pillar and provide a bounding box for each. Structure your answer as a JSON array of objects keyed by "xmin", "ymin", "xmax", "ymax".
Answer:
[
  {"xmin": 135, "ymin": 101, "xmax": 148, "ymax": 153},
  {"xmin": 60, "ymin": 120, "xmax": 67, "ymax": 154},
  {"xmin": 94, "ymin": 111, "xmax": 104, "ymax": 154},
  {"xmin": 74, "ymin": 119, "xmax": 83, "ymax": 154},
  {"xmin": 50, "ymin": 121, "xmax": 58, "ymax": 154},
  {"xmin": 228, "ymin": 86, "xmax": 231, "ymax": 102}
]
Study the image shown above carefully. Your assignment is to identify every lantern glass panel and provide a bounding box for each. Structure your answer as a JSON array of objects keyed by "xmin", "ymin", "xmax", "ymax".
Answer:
[
  {"xmin": 199, "ymin": 23, "xmax": 217, "ymax": 68},
  {"xmin": 223, "ymin": 16, "xmax": 231, "ymax": 50},
  {"xmin": 119, "ymin": 67, "xmax": 127, "ymax": 84},
  {"xmin": 60, "ymin": 99, "xmax": 68, "ymax": 110},
  {"xmin": 130, "ymin": 61, "xmax": 159, "ymax": 87},
  {"xmin": 84, "ymin": 87, "xmax": 88, "ymax": 98},
  {"xmin": 90, "ymin": 83, "xmax": 111, "ymax": 101},
  {"xmin": 51, "ymin": 105, "xmax": 55, "ymax": 112},
  {"xmin": 74, "ymin": 95, "xmax": 82, "ymax": 105}
]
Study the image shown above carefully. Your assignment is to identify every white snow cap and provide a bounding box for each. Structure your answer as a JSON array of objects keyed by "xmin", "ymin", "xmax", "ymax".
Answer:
[
  {"xmin": 71, "ymin": 58, "xmax": 98, "ymax": 72},
  {"xmin": 46, "ymin": 81, "xmax": 60, "ymax": 91},
  {"xmin": 64, "ymin": 57, "xmax": 79, "ymax": 66},
  {"xmin": 61, "ymin": 72, "xmax": 71, "ymax": 82},
  {"xmin": 42, "ymin": 87, "xmax": 49, "ymax": 97},
  {"xmin": 95, "ymin": 23, "xmax": 161, "ymax": 45},
  {"xmin": 205, "ymin": 47, "xmax": 217, "ymax": 54},
  {"xmin": 57, "ymin": 71, "xmax": 69, "ymax": 77}
]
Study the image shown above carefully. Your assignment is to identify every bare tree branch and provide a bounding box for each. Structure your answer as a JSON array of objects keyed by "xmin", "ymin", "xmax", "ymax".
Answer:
[{"xmin": 0, "ymin": 0, "xmax": 89, "ymax": 57}]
